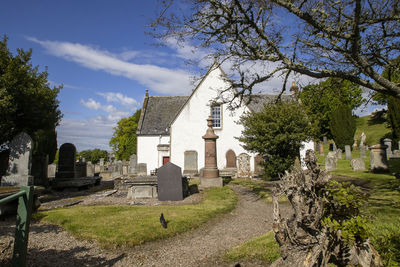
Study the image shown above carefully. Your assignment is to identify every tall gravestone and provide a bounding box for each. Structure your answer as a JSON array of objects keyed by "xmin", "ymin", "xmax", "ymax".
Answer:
[
  {"xmin": 370, "ymin": 144, "xmax": 388, "ymax": 172},
  {"xmin": 237, "ymin": 153, "xmax": 251, "ymax": 178},
  {"xmin": 345, "ymin": 145, "xmax": 352, "ymax": 160},
  {"xmin": 360, "ymin": 145, "xmax": 367, "ymax": 158},
  {"xmin": 183, "ymin": 150, "xmax": 198, "ymax": 175},
  {"xmin": 99, "ymin": 158, "xmax": 105, "ymax": 172},
  {"xmin": 1, "ymin": 132, "xmax": 34, "ymax": 186},
  {"xmin": 157, "ymin": 162, "xmax": 183, "ymax": 201},
  {"xmin": 57, "ymin": 143, "xmax": 76, "ymax": 179},
  {"xmin": 129, "ymin": 154, "xmax": 137, "ymax": 174},
  {"xmin": 200, "ymin": 116, "xmax": 222, "ymax": 187},
  {"xmin": 86, "ymin": 161, "xmax": 94, "ymax": 177}
]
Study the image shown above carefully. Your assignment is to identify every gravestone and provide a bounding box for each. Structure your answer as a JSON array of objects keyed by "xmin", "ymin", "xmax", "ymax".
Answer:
[
  {"xmin": 336, "ymin": 149, "xmax": 342, "ymax": 159},
  {"xmin": 137, "ymin": 163, "xmax": 147, "ymax": 176},
  {"xmin": 94, "ymin": 164, "xmax": 100, "ymax": 173},
  {"xmin": 345, "ymin": 145, "xmax": 352, "ymax": 160},
  {"xmin": 57, "ymin": 143, "xmax": 76, "ymax": 178},
  {"xmin": 393, "ymin": 150, "xmax": 400, "ymax": 158},
  {"xmin": 86, "ymin": 161, "xmax": 94, "ymax": 177},
  {"xmin": 75, "ymin": 161, "xmax": 87, "ymax": 178},
  {"xmin": 325, "ymin": 151, "xmax": 337, "ymax": 171},
  {"xmin": 1, "ymin": 132, "xmax": 34, "ymax": 186},
  {"xmin": 351, "ymin": 158, "xmax": 365, "ymax": 171},
  {"xmin": 300, "ymin": 140, "xmax": 314, "ymax": 170},
  {"xmin": 157, "ymin": 162, "xmax": 183, "ymax": 201},
  {"xmin": 225, "ymin": 149, "xmax": 237, "ymax": 168},
  {"xmin": 370, "ymin": 144, "xmax": 388, "ymax": 172},
  {"xmin": 117, "ymin": 160, "xmax": 123, "ymax": 174},
  {"xmin": 318, "ymin": 144, "xmax": 324, "ymax": 155},
  {"xmin": 47, "ymin": 163, "xmax": 56, "ymax": 178},
  {"xmin": 360, "ymin": 145, "xmax": 367, "ymax": 158},
  {"xmin": 237, "ymin": 153, "xmax": 251, "ymax": 178},
  {"xmin": 383, "ymin": 138, "xmax": 392, "ymax": 158},
  {"xmin": 99, "ymin": 158, "xmax": 105, "ymax": 172},
  {"xmin": 122, "ymin": 164, "xmax": 128, "ymax": 175},
  {"xmin": 254, "ymin": 154, "xmax": 264, "ymax": 177},
  {"xmin": 352, "ymin": 139, "xmax": 358, "ymax": 150},
  {"xmin": 323, "ymin": 136, "xmax": 328, "ymax": 144},
  {"xmin": 183, "ymin": 150, "xmax": 198, "ymax": 175},
  {"xmin": 129, "ymin": 154, "xmax": 137, "ymax": 174}
]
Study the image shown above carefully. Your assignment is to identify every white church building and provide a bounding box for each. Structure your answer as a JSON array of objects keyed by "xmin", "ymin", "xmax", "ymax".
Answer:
[{"xmin": 136, "ymin": 64, "xmax": 294, "ymax": 177}]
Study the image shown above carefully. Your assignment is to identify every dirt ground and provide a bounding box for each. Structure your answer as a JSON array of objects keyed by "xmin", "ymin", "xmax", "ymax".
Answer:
[{"xmin": 0, "ymin": 182, "xmax": 290, "ymax": 266}]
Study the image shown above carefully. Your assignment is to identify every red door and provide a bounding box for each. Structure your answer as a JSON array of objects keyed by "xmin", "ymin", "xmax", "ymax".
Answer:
[{"xmin": 163, "ymin": 156, "xmax": 170, "ymax": 165}]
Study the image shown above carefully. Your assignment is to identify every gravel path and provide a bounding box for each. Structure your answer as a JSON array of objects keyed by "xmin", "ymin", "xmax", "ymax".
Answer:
[{"xmin": 1, "ymin": 185, "xmax": 290, "ymax": 266}]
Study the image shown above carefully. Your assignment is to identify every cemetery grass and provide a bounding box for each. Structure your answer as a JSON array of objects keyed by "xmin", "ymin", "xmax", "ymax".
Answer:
[
  {"xmin": 320, "ymin": 153, "xmax": 400, "ymax": 266},
  {"xmin": 223, "ymin": 231, "xmax": 280, "ymax": 264},
  {"xmin": 355, "ymin": 115, "xmax": 391, "ymax": 145},
  {"xmin": 34, "ymin": 186, "xmax": 237, "ymax": 248}
]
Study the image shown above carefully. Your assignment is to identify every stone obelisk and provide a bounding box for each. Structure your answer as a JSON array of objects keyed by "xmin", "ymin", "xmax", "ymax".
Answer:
[{"xmin": 200, "ymin": 116, "xmax": 223, "ymax": 188}]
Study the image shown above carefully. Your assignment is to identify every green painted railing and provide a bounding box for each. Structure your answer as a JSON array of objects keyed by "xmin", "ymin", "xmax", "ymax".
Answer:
[{"xmin": 0, "ymin": 186, "xmax": 34, "ymax": 267}]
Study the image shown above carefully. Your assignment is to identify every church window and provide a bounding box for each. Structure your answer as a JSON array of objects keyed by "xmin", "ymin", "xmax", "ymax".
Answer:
[{"xmin": 211, "ymin": 105, "xmax": 221, "ymax": 128}]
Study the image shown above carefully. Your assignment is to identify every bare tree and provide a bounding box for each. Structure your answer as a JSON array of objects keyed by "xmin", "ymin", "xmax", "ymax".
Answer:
[{"xmin": 152, "ymin": 0, "xmax": 400, "ymax": 99}]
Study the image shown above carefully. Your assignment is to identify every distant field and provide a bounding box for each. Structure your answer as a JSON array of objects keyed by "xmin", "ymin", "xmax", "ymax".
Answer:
[{"xmin": 354, "ymin": 115, "xmax": 391, "ymax": 146}]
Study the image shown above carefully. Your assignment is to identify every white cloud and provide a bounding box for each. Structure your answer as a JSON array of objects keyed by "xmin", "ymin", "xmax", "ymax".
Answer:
[
  {"xmin": 97, "ymin": 92, "xmax": 139, "ymax": 107},
  {"xmin": 27, "ymin": 37, "xmax": 193, "ymax": 95},
  {"xmin": 80, "ymin": 98, "xmax": 101, "ymax": 110}
]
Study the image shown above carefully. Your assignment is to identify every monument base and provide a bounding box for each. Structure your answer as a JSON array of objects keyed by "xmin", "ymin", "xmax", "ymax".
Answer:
[
  {"xmin": 1, "ymin": 175, "xmax": 34, "ymax": 186},
  {"xmin": 200, "ymin": 177, "xmax": 223, "ymax": 188}
]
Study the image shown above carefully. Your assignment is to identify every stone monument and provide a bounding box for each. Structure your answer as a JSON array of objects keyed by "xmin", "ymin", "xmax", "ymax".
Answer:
[
  {"xmin": 129, "ymin": 154, "xmax": 137, "ymax": 174},
  {"xmin": 1, "ymin": 132, "xmax": 34, "ymax": 186},
  {"xmin": 383, "ymin": 138, "xmax": 392, "ymax": 158},
  {"xmin": 325, "ymin": 151, "xmax": 337, "ymax": 171},
  {"xmin": 157, "ymin": 162, "xmax": 184, "ymax": 201},
  {"xmin": 370, "ymin": 144, "xmax": 388, "ymax": 172},
  {"xmin": 351, "ymin": 158, "xmax": 366, "ymax": 171},
  {"xmin": 57, "ymin": 143, "xmax": 76, "ymax": 178},
  {"xmin": 345, "ymin": 145, "xmax": 352, "ymax": 160},
  {"xmin": 200, "ymin": 116, "xmax": 222, "ymax": 188}
]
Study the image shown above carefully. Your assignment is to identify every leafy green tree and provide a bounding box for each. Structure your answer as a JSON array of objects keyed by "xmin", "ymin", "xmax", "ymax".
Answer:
[
  {"xmin": 329, "ymin": 104, "xmax": 356, "ymax": 150},
  {"xmin": 109, "ymin": 109, "xmax": 141, "ymax": 161},
  {"xmin": 238, "ymin": 101, "xmax": 315, "ymax": 180},
  {"xmin": 300, "ymin": 78, "xmax": 364, "ymax": 139},
  {"xmin": 387, "ymin": 97, "xmax": 400, "ymax": 147},
  {"xmin": 0, "ymin": 36, "xmax": 62, "ymax": 146},
  {"xmin": 77, "ymin": 149, "xmax": 108, "ymax": 164}
]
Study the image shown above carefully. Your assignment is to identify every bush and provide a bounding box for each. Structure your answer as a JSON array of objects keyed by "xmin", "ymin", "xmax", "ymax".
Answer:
[{"xmin": 329, "ymin": 104, "xmax": 356, "ymax": 150}]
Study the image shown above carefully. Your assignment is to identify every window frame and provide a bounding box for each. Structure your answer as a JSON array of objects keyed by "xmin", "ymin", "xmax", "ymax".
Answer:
[{"xmin": 211, "ymin": 104, "xmax": 222, "ymax": 129}]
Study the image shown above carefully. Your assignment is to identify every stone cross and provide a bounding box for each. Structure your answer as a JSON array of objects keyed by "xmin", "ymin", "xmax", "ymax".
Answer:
[{"xmin": 1, "ymin": 132, "xmax": 34, "ymax": 186}]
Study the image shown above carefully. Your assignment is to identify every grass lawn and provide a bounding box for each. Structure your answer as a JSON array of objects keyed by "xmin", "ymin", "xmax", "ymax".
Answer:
[
  {"xmin": 354, "ymin": 115, "xmax": 392, "ymax": 146},
  {"xmin": 223, "ymin": 231, "xmax": 280, "ymax": 265},
  {"xmin": 34, "ymin": 186, "xmax": 237, "ymax": 248}
]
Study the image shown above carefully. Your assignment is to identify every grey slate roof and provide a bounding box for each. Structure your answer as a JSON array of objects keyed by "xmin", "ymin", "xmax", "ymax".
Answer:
[
  {"xmin": 137, "ymin": 96, "xmax": 189, "ymax": 135},
  {"xmin": 246, "ymin": 94, "xmax": 294, "ymax": 113}
]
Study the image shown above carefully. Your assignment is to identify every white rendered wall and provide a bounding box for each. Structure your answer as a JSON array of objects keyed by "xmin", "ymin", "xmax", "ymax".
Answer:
[
  {"xmin": 137, "ymin": 135, "xmax": 170, "ymax": 174},
  {"xmin": 170, "ymin": 66, "xmax": 257, "ymax": 173}
]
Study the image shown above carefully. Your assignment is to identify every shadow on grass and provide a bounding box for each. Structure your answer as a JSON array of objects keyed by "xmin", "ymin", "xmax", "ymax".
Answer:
[{"xmin": 0, "ymin": 219, "xmax": 125, "ymax": 267}]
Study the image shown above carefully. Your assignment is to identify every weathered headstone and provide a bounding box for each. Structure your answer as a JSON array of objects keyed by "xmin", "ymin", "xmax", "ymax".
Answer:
[
  {"xmin": 352, "ymin": 139, "xmax": 358, "ymax": 150},
  {"xmin": 360, "ymin": 145, "xmax": 367, "ymax": 158},
  {"xmin": 325, "ymin": 151, "xmax": 337, "ymax": 171},
  {"xmin": 225, "ymin": 149, "xmax": 237, "ymax": 168},
  {"xmin": 370, "ymin": 144, "xmax": 388, "ymax": 172},
  {"xmin": 237, "ymin": 153, "xmax": 251, "ymax": 178},
  {"xmin": 318, "ymin": 143, "xmax": 324, "ymax": 155},
  {"xmin": 336, "ymin": 149, "xmax": 342, "ymax": 159},
  {"xmin": 86, "ymin": 161, "xmax": 94, "ymax": 177},
  {"xmin": 383, "ymin": 138, "xmax": 392, "ymax": 158},
  {"xmin": 351, "ymin": 158, "xmax": 366, "ymax": 171},
  {"xmin": 99, "ymin": 158, "xmax": 105, "ymax": 172},
  {"xmin": 57, "ymin": 143, "xmax": 76, "ymax": 178},
  {"xmin": 333, "ymin": 143, "xmax": 337, "ymax": 151},
  {"xmin": 129, "ymin": 154, "xmax": 137, "ymax": 174},
  {"xmin": 122, "ymin": 164, "xmax": 128, "ymax": 175},
  {"xmin": 345, "ymin": 145, "xmax": 352, "ymax": 160},
  {"xmin": 75, "ymin": 161, "xmax": 87, "ymax": 178},
  {"xmin": 47, "ymin": 163, "xmax": 56, "ymax": 178},
  {"xmin": 94, "ymin": 164, "xmax": 100, "ymax": 173},
  {"xmin": 300, "ymin": 140, "xmax": 314, "ymax": 170},
  {"xmin": 393, "ymin": 150, "xmax": 400, "ymax": 158},
  {"xmin": 1, "ymin": 132, "xmax": 34, "ymax": 186},
  {"xmin": 137, "ymin": 163, "xmax": 147, "ymax": 176},
  {"xmin": 183, "ymin": 150, "xmax": 198, "ymax": 175},
  {"xmin": 323, "ymin": 136, "xmax": 328, "ymax": 145},
  {"xmin": 157, "ymin": 162, "xmax": 183, "ymax": 201}
]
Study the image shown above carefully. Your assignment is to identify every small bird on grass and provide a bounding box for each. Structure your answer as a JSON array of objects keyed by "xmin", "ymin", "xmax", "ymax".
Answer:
[{"xmin": 160, "ymin": 213, "xmax": 168, "ymax": 229}]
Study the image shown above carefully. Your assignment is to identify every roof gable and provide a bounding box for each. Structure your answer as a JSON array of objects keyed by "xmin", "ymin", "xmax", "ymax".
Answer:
[{"xmin": 137, "ymin": 96, "xmax": 189, "ymax": 135}]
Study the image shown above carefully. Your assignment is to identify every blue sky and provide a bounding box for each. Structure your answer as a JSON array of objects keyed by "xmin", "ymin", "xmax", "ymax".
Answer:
[{"xmin": 1, "ymin": 0, "xmax": 382, "ymax": 152}]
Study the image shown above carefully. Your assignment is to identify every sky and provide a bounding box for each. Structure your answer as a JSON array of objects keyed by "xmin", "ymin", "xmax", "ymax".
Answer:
[{"xmin": 0, "ymin": 0, "xmax": 383, "ymax": 152}]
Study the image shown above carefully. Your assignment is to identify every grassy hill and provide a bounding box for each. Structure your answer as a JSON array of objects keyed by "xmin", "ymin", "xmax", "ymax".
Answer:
[{"xmin": 354, "ymin": 114, "xmax": 392, "ymax": 146}]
